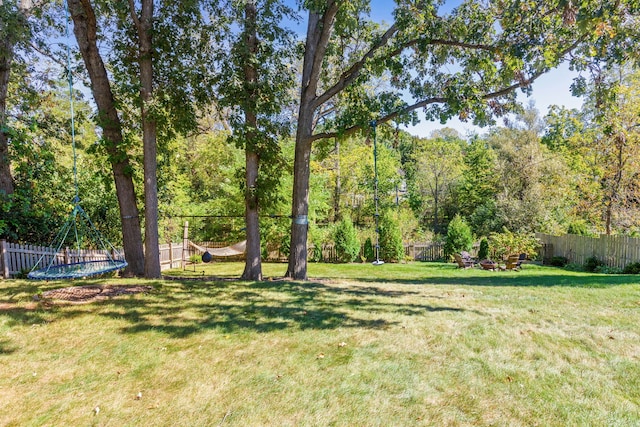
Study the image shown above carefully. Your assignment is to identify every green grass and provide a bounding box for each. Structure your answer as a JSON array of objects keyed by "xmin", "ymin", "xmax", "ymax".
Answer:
[{"xmin": 1, "ymin": 262, "xmax": 639, "ymax": 426}]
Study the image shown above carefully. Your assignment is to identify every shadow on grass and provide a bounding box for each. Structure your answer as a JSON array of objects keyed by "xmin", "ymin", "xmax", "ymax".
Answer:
[
  {"xmin": 93, "ymin": 278, "xmax": 471, "ymax": 338},
  {"xmin": 7, "ymin": 264, "xmax": 631, "ymax": 338}
]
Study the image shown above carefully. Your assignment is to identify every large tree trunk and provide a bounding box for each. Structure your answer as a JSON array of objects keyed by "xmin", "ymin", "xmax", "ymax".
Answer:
[
  {"xmin": 333, "ymin": 138, "xmax": 340, "ymax": 221},
  {"xmin": 243, "ymin": 151, "xmax": 262, "ymax": 280},
  {"xmin": 0, "ymin": 1, "xmax": 28, "ymax": 197},
  {"xmin": 241, "ymin": 0, "xmax": 262, "ymax": 281},
  {"xmin": 286, "ymin": 5, "xmax": 340, "ymax": 280},
  {"xmin": 286, "ymin": 109, "xmax": 314, "ymax": 280},
  {"xmin": 69, "ymin": 0, "xmax": 145, "ymax": 276},
  {"xmin": 0, "ymin": 45, "xmax": 14, "ymax": 195},
  {"xmin": 130, "ymin": 0, "xmax": 161, "ymax": 278}
]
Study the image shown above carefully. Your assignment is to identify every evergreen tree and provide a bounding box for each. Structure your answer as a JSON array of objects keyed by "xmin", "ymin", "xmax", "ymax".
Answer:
[
  {"xmin": 443, "ymin": 214, "xmax": 473, "ymax": 258},
  {"xmin": 333, "ymin": 215, "xmax": 360, "ymax": 262}
]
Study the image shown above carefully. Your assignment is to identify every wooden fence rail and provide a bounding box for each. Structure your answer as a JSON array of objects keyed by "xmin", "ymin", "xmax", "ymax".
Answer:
[{"xmin": 536, "ymin": 233, "xmax": 640, "ymax": 269}]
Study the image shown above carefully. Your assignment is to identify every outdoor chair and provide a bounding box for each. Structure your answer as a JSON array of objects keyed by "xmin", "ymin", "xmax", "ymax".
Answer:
[
  {"xmin": 505, "ymin": 253, "xmax": 526, "ymax": 270},
  {"xmin": 454, "ymin": 253, "xmax": 475, "ymax": 269},
  {"xmin": 461, "ymin": 251, "xmax": 477, "ymax": 264}
]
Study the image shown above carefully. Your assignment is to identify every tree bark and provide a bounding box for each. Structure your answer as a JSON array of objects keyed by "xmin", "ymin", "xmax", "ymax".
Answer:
[
  {"xmin": 68, "ymin": 0, "xmax": 145, "ymax": 276},
  {"xmin": 333, "ymin": 138, "xmax": 340, "ymax": 221},
  {"xmin": 129, "ymin": 0, "xmax": 161, "ymax": 278},
  {"xmin": 241, "ymin": 0, "xmax": 262, "ymax": 281},
  {"xmin": 0, "ymin": 1, "xmax": 29, "ymax": 197},
  {"xmin": 0, "ymin": 42, "xmax": 14, "ymax": 195}
]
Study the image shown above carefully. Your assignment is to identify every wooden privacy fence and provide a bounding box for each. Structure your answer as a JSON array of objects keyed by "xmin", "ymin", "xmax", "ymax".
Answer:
[
  {"xmin": 406, "ymin": 242, "xmax": 446, "ymax": 261},
  {"xmin": 536, "ymin": 233, "xmax": 640, "ymax": 269}
]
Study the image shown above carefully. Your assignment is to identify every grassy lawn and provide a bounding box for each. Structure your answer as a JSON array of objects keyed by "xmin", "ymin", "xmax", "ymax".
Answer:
[{"xmin": 1, "ymin": 262, "xmax": 639, "ymax": 426}]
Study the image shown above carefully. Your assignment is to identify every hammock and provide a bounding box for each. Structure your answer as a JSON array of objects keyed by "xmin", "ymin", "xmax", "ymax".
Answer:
[{"xmin": 189, "ymin": 240, "xmax": 247, "ymax": 257}]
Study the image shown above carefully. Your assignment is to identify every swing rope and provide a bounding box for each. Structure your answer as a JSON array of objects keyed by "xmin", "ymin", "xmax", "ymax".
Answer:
[{"xmin": 28, "ymin": 0, "xmax": 127, "ymax": 279}]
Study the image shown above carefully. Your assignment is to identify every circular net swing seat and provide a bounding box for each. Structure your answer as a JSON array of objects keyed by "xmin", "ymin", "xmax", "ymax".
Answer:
[
  {"xmin": 28, "ymin": 259, "xmax": 128, "ymax": 280},
  {"xmin": 27, "ymin": 201, "xmax": 129, "ymax": 281}
]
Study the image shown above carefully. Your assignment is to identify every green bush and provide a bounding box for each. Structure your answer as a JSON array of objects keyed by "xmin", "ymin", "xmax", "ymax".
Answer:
[
  {"xmin": 584, "ymin": 256, "xmax": 604, "ymax": 272},
  {"xmin": 379, "ymin": 212, "xmax": 404, "ymax": 263},
  {"xmin": 595, "ymin": 265, "xmax": 622, "ymax": 274},
  {"xmin": 564, "ymin": 262, "xmax": 584, "ymax": 271},
  {"xmin": 489, "ymin": 229, "xmax": 539, "ymax": 260},
  {"xmin": 308, "ymin": 224, "xmax": 325, "ymax": 262},
  {"xmin": 622, "ymin": 262, "xmax": 640, "ymax": 274},
  {"xmin": 550, "ymin": 256, "xmax": 569, "ymax": 267},
  {"xmin": 334, "ymin": 215, "xmax": 360, "ymax": 263},
  {"xmin": 477, "ymin": 238, "xmax": 489, "ymax": 261},
  {"xmin": 443, "ymin": 215, "xmax": 473, "ymax": 259},
  {"xmin": 363, "ymin": 237, "xmax": 375, "ymax": 262}
]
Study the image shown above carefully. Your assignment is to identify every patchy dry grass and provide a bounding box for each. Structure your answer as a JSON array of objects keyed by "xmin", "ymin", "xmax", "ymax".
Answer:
[{"xmin": 1, "ymin": 262, "xmax": 639, "ymax": 426}]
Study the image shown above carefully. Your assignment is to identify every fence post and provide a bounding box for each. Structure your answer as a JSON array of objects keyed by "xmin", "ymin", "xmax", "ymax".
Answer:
[
  {"xmin": 1, "ymin": 240, "xmax": 8, "ymax": 279},
  {"xmin": 168, "ymin": 241, "xmax": 174, "ymax": 269},
  {"xmin": 182, "ymin": 221, "xmax": 189, "ymax": 269}
]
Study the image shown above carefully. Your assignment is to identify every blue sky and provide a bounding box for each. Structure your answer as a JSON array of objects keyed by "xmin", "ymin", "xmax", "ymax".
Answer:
[
  {"xmin": 407, "ymin": 63, "xmax": 584, "ymax": 137},
  {"xmin": 365, "ymin": 0, "xmax": 584, "ymax": 137}
]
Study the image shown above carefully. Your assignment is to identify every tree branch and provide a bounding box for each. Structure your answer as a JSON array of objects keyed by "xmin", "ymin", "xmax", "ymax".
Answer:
[
  {"xmin": 302, "ymin": 1, "xmax": 340, "ymax": 104},
  {"xmin": 127, "ymin": 0, "xmax": 142, "ymax": 34},
  {"xmin": 313, "ymin": 23, "xmax": 399, "ymax": 109}
]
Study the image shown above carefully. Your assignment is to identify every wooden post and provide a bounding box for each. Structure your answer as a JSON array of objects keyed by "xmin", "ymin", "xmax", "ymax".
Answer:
[
  {"xmin": 182, "ymin": 221, "xmax": 189, "ymax": 269},
  {"xmin": 1, "ymin": 240, "xmax": 8, "ymax": 279}
]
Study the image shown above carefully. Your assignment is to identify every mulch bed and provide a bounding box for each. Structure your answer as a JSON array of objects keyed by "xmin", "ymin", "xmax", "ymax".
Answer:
[{"xmin": 39, "ymin": 285, "xmax": 153, "ymax": 303}]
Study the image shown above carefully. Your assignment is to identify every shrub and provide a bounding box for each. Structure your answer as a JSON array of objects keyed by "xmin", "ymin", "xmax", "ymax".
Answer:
[
  {"xmin": 622, "ymin": 262, "xmax": 640, "ymax": 274},
  {"xmin": 308, "ymin": 224, "xmax": 326, "ymax": 262},
  {"xmin": 584, "ymin": 256, "xmax": 604, "ymax": 272},
  {"xmin": 379, "ymin": 212, "xmax": 404, "ymax": 263},
  {"xmin": 334, "ymin": 215, "xmax": 360, "ymax": 263},
  {"xmin": 595, "ymin": 265, "xmax": 622, "ymax": 274},
  {"xmin": 477, "ymin": 238, "xmax": 489, "ymax": 261},
  {"xmin": 443, "ymin": 215, "xmax": 473, "ymax": 259},
  {"xmin": 549, "ymin": 256, "xmax": 569, "ymax": 267},
  {"xmin": 489, "ymin": 228, "xmax": 540, "ymax": 260},
  {"xmin": 564, "ymin": 262, "xmax": 584, "ymax": 271},
  {"xmin": 363, "ymin": 237, "xmax": 375, "ymax": 262}
]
